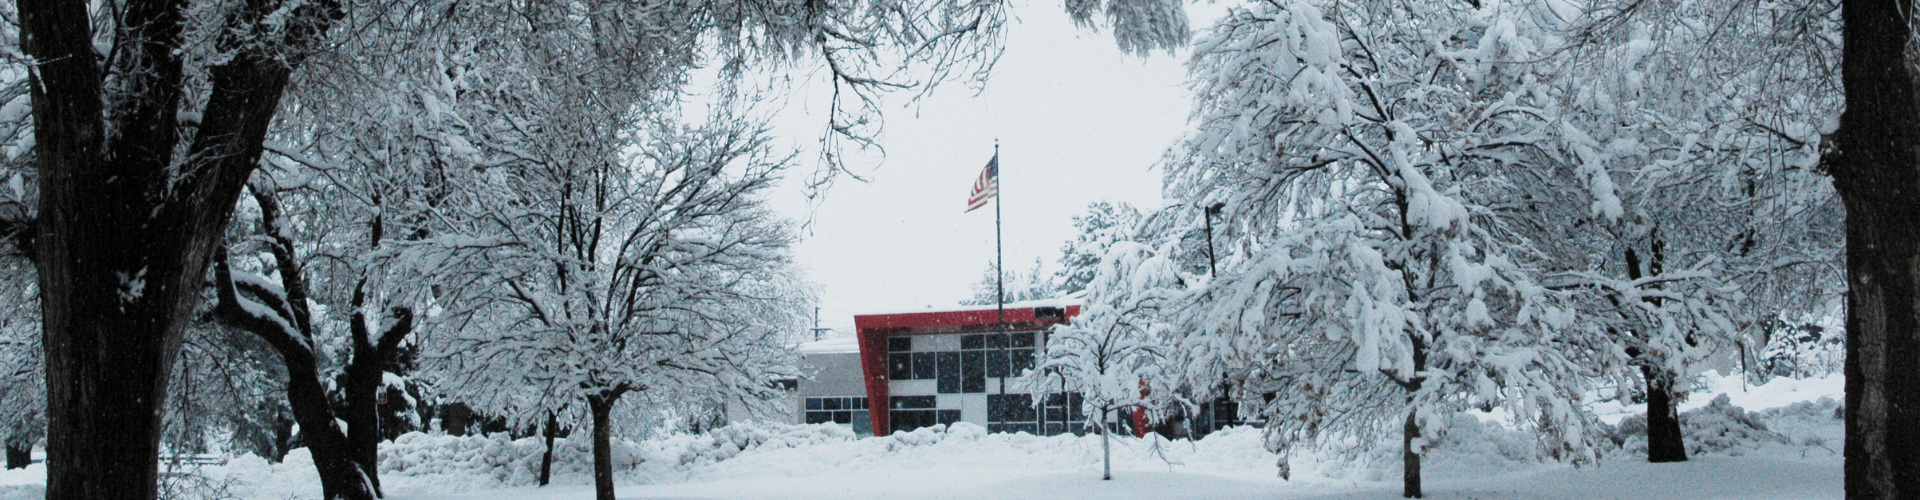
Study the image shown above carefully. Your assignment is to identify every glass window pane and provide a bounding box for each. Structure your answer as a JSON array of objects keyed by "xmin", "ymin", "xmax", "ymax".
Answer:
[
  {"xmin": 823, "ymin": 398, "xmax": 842, "ymax": 410},
  {"xmin": 805, "ymin": 398, "xmax": 822, "ymax": 410},
  {"xmin": 806, "ymin": 412, "xmax": 832, "ymax": 424},
  {"xmin": 962, "ymin": 351, "xmax": 985, "ymax": 393},
  {"xmin": 889, "ymin": 353, "xmax": 912, "ymax": 379},
  {"xmin": 1011, "ymin": 332, "xmax": 1035, "ymax": 348},
  {"xmin": 987, "ymin": 334, "xmax": 1008, "ymax": 349},
  {"xmin": 1009, "ymin": 349, "xmax": 1034, "ymax": 373},
  {"xmin": 937, "ymin": 352, "xmax": 961, "ymax": 393},
  {"xmin": 893, "ymin": 395, "xmax": 934, "ymax": 409},
  {"xmin": 854, "ymin": 411, "xmax": 872, "ymax": 435},
  {"xmin": 912, "ymin": 352, "xmax": 936, "ymax": 380},
  {"xmin": 889, "ymin": 337, "xmax": 913, "ymax": 352},
  {"xmin": 1043, "ymin": 423, "xmax": 1065, "ymax": 436},
  {"xmin": 936, "ymin": 410, "xmax": 962, "ymax": 425},
  {"xmin": 834, "ymin": 411, "xmax": 852, "ymax": 424},
  {"xmin": 986, "ymin": 350, "xmax": 1008, "ymax": 378},
  {"xmin": 1045, "ymin": 407, "xmax": 1066, "ymax": 423},
  {"xmin": 961, "ymin": 335, "xmax": 985, "ymax": 350},
  {"xmin": 1007, "ymin": 395, "xmax": 1035, "ymax": 422}
]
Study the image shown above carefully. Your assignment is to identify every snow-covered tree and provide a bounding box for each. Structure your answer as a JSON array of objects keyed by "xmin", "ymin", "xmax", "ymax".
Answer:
[
  {"xmin": 1054, "ymin": 201, "xmax": 1144, "ymax": 295},
  {"xmin": 0, "ymin": 263, "xmax": 39, "ymax": 469},
  {"xmin": 438, "ymin": 104, "xmax": 809, "ymax": 500},
  {"xmin": 961, "ymin": 258, "xmax": 1056, "ymax": 306},
  {"xmin": 1523, "ymin": 0, "xmax": 1841, "ymax": 463},
  {"xmin": 1031, "ymin": 240, "xmax": 1182, "ymax": 480},
  {"xmin": 210, "ymin": 181, "xmax": 423, "ymax": 500},
  {"xmin": 1160, "ymin": 1, "xmax": 1620, "ymax": 495}
]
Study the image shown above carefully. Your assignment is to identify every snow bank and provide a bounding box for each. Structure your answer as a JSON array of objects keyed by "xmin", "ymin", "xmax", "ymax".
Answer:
[
  {"xmin": 372, "ymin": 421, "xmax": 858, "ymax": 489},
  {"xmin": 1611, "ymin": 393, "xmax": 1843, "ymax": 459}
]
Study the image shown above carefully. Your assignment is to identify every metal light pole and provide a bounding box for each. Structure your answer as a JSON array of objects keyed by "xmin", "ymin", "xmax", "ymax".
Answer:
[{"xmin": 1203, "ymin": 202, "xmax": 1224, "ymax": 277}]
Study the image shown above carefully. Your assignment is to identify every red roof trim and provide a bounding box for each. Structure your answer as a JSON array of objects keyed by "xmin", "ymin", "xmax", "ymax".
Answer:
[{"xmin": 854, "ymin": 305, "xmax": 1082, "ymax": 332}]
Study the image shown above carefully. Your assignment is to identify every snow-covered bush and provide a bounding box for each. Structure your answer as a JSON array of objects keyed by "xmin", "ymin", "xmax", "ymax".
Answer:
[
  {"xmin": 373, "ymin": 422, "xmax": 858, "ymax": 486},
  {"xmin": 1613, "ymin": 394, "xmax": 1790, "ymax": 457},
  {"xmin": 1760, "ymin": 318, "xmax": 1845, "ymax": 380},
  {"xmin": 886, "ymin": 422, "xmax": 987, "ymax": 451}
]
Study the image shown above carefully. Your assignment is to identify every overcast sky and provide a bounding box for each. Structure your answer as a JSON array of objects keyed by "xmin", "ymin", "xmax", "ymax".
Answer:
[{"xmin": 758, "ymin": 1, "xmax": 1201, "ymax": 337}]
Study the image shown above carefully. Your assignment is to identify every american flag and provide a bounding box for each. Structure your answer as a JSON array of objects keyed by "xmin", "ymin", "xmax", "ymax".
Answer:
[{"xmin": 966, "ymin": 154, "xmax": 999, "ymax": 212}]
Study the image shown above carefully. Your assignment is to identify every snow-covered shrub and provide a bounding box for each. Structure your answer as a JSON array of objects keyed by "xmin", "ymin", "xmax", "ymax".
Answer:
[
  {"xmin": 654, "ymin": 422, "xmax": 857, "ymax": 466},
  {"xmin": 1760, "ymin": 319, "xmax": 1844, "ymax": 380},
  {"xmin": 374, "ymin": 422, "xmax": 856, "ymax": 486},
  {"xmin": 376, "ymin": 431, "xmax": 638, "ymax": 484},
  {"xmin": 1613, "ymin": 394, "xmax": 1789, "ymax": 457},
  {"xmin": 886, "ymin": 422, "xmax": 987, "ymax": 450}
]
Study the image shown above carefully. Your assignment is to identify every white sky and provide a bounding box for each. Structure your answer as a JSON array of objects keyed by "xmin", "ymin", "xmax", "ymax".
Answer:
[{"xmin": 760, "ymin": 1, "xmax": 1201, "ymax": 337}]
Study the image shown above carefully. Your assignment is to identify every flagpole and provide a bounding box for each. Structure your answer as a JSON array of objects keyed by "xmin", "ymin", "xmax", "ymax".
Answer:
[{"xmin": 994, "ymin": 142, "xmax": 1005, "ymax": 331}]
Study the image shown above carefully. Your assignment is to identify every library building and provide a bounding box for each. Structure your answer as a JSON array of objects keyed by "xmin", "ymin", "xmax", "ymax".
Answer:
[{"xmin": 791, "ymin": 300, "xmax": 1247, "ymax": 438}]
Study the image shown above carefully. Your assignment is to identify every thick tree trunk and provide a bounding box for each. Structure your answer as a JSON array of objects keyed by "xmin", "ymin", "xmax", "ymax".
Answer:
[
  {"xmin": 540, "ymin": 411, "xmax": 558, "ymax": 487},
  {"xmin": 1832, "ymin": 0, "xmax": 1920, "ymax": 498},
  {"xmin": 285, "ymin": 369, "xmax": 378, "ymax": 500},
  {"xmin": 1402, "ymin": 411, "xmax": 1421, "ymax": 499},
  {"xmin": 343, "ymin": 361, "xmax": 383, "ymax": 497},
  {"xmin": 1643, "ymin": 367, "xmax": 1688, "ymax": 463},
  {"xmin": 18, "ymin": 1, "xmax": 343, "ymax": 498},
  {"xmin": 343, "ymin": 305, "xmax": 410, "ymax": 498},
  {"xmin": 587, "ymin": 393, "xmax": 622, "ymax": 500},
  {"xmin": 6, "ymin": 442, "xmax": 29, "ymax": 469}
]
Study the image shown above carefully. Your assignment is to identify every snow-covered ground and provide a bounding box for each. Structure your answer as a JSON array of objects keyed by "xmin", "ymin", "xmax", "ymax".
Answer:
[{"xmin": 0, "ymin": 371, "xmax": 1844, "ymax": 500}]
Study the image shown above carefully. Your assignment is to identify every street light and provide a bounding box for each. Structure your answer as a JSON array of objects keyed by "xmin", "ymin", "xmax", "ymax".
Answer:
[{"xmin": 1204, "ymin": 202, "xmax": 1224, "ymax": 277}]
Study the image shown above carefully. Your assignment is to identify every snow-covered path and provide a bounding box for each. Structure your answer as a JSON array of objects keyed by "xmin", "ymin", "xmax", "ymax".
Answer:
[{"xmin": 392, "ymin": 454, "xmax": 1838, "ymax": 500}]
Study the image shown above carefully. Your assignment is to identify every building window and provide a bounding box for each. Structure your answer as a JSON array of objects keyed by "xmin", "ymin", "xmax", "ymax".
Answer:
[
  {"xmin": 987, "ymin": 392, "xmax": 1085, "ymax": 436},
  {"xmin": 889, "ymin": 395, "xmax": 936, "ymax": 409},
  {"xmin": 961, "ymin": 350, "xmax": 985, "ymax": 393},
  {"xmin": 889, "ymin": 353, "xmax": 912, "ymax": 379},
  {"xmin": 895, "ymin": 332, "xmax": 1042, "ymax": 383},
  {"xmin": 888, "ymin": 337, "xmax": 913, "ymax": 352},
  {"xmin": 936, "ymin": 352, "xmax": 961, "ymax": 393},
  {"xmin": 804, "ymin": 396, "xmax": 870, "ymax": 433},
  {"xmin": 911, "ymin": 352, "xmax": 936, "ymax": 379}
]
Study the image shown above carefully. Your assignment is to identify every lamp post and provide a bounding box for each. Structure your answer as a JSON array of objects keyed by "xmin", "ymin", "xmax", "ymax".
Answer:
[{"xmin": 1203, "ymin": 202, "xmax": 1224, "ymax": 277}]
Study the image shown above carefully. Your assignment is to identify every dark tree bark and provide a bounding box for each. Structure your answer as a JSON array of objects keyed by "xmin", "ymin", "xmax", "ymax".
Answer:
[
  {"xmin": 1402, "ymin": 411, "xmax": 1421, "ymax": 499},
  {"xmin": 272, "ymin": 413, "xmax": 296, "ymax": 463},
  {"xmin": 443, "ymin": 403, "xmax": 473, "ymax": 437},
  {"xmin": 343, "ymin": 282, "xmax": 412, "ymax": 497},
  {"xmin": 1832, "ymin": 0, "xmax": 1920, "ymax": 497},
  {"xmin": 17, "ymin": 0, "xmax": 344, "ymax": 498},
  {"xmin": 213, "ymin": 252, "xmax": 373, "ymax": 500},
  {"xmin": 212, "ymin": 187, "xmax": 413, "ymax": 499},
  {"xmin": 1624, "ymin": 241, "xmax": 1688, "ymax": 463},
  {"xmin": 586, "ymin": 386, "xmax": 631, "ymax": 500},
  {"xmin": 539, "ymin": 410, "xmax": 559, "ymax": 487},
  {"xmin": 1643, "ymin": 367, "xmax": 1688, "ymax": 463},
  {"xmin": 5, "ymin": 442, "xmax": 28, "ymax": 469}
]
